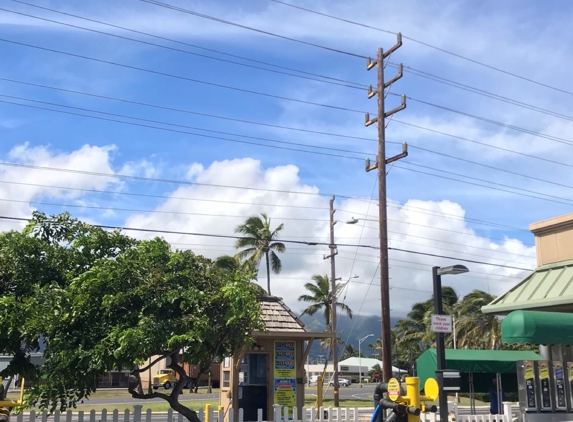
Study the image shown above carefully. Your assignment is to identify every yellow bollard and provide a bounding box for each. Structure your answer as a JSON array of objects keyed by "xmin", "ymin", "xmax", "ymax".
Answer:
[
  {"xmin": 205, "ymin": 404, "xmax": 211, "ymax": 422},
  {"xmin": 404, "ymin": 377, "xmax": 420, "ymax": 422}
]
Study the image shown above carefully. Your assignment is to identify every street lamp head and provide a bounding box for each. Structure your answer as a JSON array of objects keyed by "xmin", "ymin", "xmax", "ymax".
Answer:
[
  {"xmin": 346, "ymin": 217, "xmax": 359, "ymax": 225},
  {"xmin": 437, "ymin": 264, "xmax": 469, "ymax": 276},
  {"xmin": 350, "ymin": 275, "xmax": 359, "ymax": 280}
]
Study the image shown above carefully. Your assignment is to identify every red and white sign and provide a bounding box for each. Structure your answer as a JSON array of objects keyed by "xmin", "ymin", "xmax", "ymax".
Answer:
[
  {"xmin": 431, "ymin": 314, "xmax": 453, "ymax": 333},
  {"xmin": 373, "ymin": 372, "xmax": 379, "ymax": 379}
]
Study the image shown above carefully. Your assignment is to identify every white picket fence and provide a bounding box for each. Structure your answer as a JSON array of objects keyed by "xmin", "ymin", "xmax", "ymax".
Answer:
[{"xmin": 12, "ymin": 402, "xmax": 516, "ymax": 422}]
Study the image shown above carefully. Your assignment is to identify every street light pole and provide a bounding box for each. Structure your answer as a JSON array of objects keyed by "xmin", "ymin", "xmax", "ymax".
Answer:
[
  {"xmin": 433, "ymin": 264, "xmax": 469, "ymax": 422},
  {"xmin": 358, "ymin": 334, "xmax": 374, "ymax": 388}
]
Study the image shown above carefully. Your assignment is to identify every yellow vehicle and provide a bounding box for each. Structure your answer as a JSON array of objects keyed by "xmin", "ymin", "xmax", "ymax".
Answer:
[
  {"xmin": 0, "ymin": 377, "xmax": 25, "ymax": 422},
  {"xmin": 153, "ymin": 369, "xmax": 176, "ymax": 390}
]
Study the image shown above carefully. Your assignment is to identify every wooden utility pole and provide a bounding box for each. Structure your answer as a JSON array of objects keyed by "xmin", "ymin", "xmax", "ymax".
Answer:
[
  {"xmin": 323, "ymin": 196, "xmax": 340, "ymax": 406},
  {"xmin": 365, "ymin": 34, "xmax": 407, "ymax": 383}
]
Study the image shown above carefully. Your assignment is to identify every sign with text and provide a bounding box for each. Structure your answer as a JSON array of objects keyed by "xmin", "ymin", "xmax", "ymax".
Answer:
[
  {"xmin": 431, "ymin": 314, "xmax": 452, "ymax": 333},
  {"xmin": 274, "ymin": 341, "xmax": 296, "ymax": 414}
]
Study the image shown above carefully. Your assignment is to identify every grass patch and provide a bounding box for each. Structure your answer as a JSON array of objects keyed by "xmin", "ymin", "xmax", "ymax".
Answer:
[
  {"xmin": 73, "ymin": 400, "xmax": 220, "ymax": 413},
  {"xmin": 304, "ymin": 398, "xmax": 374, "ymax": 408}
]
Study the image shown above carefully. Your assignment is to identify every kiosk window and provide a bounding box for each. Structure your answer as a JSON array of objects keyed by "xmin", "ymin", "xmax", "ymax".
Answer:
[{"xmin": 223, "ymin": 371, "xmax": 230, "ymax": 388}]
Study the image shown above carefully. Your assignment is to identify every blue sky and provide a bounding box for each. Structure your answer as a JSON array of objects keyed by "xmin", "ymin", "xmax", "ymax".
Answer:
[{"xmin": 1, "ymin": 0, "xmax": 573, "ymax": 325}]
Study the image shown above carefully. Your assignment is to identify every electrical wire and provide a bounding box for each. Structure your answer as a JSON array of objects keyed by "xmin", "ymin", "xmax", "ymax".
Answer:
[
  {"xmin": 0, "ymin": 93, "xmax": 370, "ymax": 158},
  {"xmin": 0, "ymin": 38, "xmax": 369, "ymax": 114},
  {"xmin": 0, "ymin": 214, "xmax": 535, "ymax": 270},
  {"xmin": 0, "ymin": 178, "xmax": 534, "ymax": 250},
  {"xmin": 0, "ymin": 99, "xmax": 366, "ymax": 161},
  {"xmin": 0, "ymin": 77, "xmax": 379, "ymax": 143},
  {"xmin": 392, "ymin": 63, "xmax": 573, "ymax": 123},
  {"xmin": 0, "ymin": 5, "xmax": 365, "ymax": 91},
  {"xmin": 138, "ymin": 0, "xmax": 368, "ymax": 59},
  {"xmin": 6, "ymin": 0, "xmax": 366, "ymax": 89},
  {"xmin": 392, "ymin": 119, "xmax": 573, "ymax": 170},
  {"xmin": 267, "ymin": 0, "xmax": 573, "ymax": 97},
  {"xmin": 403, "ymin": 94, "xmax": 573, "ymax": 147},
  {"xmin": 398, "ymin": 161, "xmax": 573, "ymax": 207}
]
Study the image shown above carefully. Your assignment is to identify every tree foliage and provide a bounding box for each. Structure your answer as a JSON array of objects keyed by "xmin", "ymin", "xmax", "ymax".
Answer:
[
  {"xmin": 0, "ymin": 213, "xmax": 264, "ymax": 422},
  {"xmin": 234, "ymin": 213, "xmax": 285, "ymax": 295}
]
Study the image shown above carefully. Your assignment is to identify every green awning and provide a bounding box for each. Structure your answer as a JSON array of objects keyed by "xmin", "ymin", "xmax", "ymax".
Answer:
[
  {"xmin": 502, "ymin": 310, "xmax": 573, "ymax": 345},
  {"xmin": 416, "ymin": 349, "xmax": 543, "ymax": 393}
]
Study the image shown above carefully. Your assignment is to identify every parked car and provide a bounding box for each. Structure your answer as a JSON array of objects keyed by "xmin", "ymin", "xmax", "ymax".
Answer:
[{"xmin": 329, "ymin": 378, "xmax": 351, "ymax": 387}]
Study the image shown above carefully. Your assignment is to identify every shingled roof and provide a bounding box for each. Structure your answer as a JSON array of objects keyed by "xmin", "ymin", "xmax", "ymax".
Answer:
[{"xmin": 259, "ymin": 296, "xmax": 307, "ymax": 332}]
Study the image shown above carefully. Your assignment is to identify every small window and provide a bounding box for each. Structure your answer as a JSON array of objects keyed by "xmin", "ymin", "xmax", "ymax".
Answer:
[
  {"xmin": 223, "ymin": 371, "xmax": 231, "ymax": 388},
  {"xmin": 223, "ymin": 357, "xmax": 231, "ymax": 368}
]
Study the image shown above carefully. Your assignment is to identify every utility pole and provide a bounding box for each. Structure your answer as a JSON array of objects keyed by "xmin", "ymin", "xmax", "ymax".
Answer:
[
  {"xmin": 323, "ymin": 196, "xmax": 340, "ymax": 406},
  {"xmin": 365, "ymin": 34, "xmax": 407, "ymax": 383}
]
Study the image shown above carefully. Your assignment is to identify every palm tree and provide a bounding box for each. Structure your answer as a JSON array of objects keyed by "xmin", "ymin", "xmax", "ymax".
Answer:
[
  {"xmin": 341, "ymin": 344, "xmax": 363, "ymax": 360},
  {"xmin": 298, "ymin": 274, "xmax": 353, "ymax": 327},
  {"xmin": 234, "ymin": 213, "xmax": 285, "ymax": 295},
  {"xmin": 453, "ymin": 290, "xmax": 501, "ymax": 350}
]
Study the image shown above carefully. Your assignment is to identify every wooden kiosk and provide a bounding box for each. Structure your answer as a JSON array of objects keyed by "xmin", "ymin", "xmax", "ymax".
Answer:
[{"xmin": 220, "ymin": 296, "xmax": 333, "ymax": 421}]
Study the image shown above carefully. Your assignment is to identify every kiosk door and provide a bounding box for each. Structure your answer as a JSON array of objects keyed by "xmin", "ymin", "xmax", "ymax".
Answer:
[{"xmin": 238, "ymin": 353, "xmax": 268, "ymax": 421}]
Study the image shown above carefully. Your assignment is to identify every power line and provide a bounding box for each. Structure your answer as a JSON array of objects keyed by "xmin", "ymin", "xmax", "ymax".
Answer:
[
  {"xmin": 393, "ymin": 119, "xmax": 573, "ymax": 170},
  {"xmin": 389, "ymin": 247, "xmax": 534, "ymax": 272},
  {"xmin": 400, "ymin": 161, "xmax": 573, "ymax": 207},
  {"xmin": 409, "ymin": 144, "xmax": 573, "ymax": 192},
  {"xmin": 404, "ymin": 94, "xmax": 573, "ymax": 147},
  {"xmin": 0, "ymin": 99, "xmax": 366, "ymax": 161},
  {"xmin": 0, "ymin": 38, "xmax": 368, "ymax": 114},
  {"xmin": 0, "ymin": 178, "xmax": 533, "ymax": 247},
  {"xmin": 138, "ymin": 0, "xmax": 368, "ymax": 59},
  {"xmin": 392, "ymin": 63, "xmax": 573, "ymax": 123},
  {"xmin": 0, "ymin": 5, "xmax": 365, "ymax": 91},
  {"xmin": 0, "ymin": 214, "xmax": 535, "ymax": 270},
  {"xmin": 0, "ymin": 77, "xmax": 379, "ymax": 143},
  {"xmin": 0, "ymin": 197, "xmax": 332, "ymax": 222},
  {"xmin": 267, "ymin": 0, "xmax": 573, "ymax": 97},
  {"xmin": 7, "ymin": 0, "xmax": 366, "ymax": 89},
  {"xmin": 0, "ymin": 93, "xmax": 370, "ymax": 158}
]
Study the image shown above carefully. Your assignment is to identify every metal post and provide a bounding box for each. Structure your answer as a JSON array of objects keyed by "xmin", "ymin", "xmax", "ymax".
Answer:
[
  {"xmin": 359, "ymin": 342, "xmax": 362, "ymax": 389},
  {"xmin": 433, "ymin": 266, "xmax": 448, "ymax": 422},
  {"xmin": 327, "ymin": 196, "xmax": 340, "ymax": 406}
]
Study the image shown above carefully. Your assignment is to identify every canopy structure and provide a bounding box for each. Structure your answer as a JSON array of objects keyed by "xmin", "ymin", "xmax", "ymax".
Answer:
[
  {"xmin": 502, "ymin": 310, "xmax": 573, "ymax": 345},
  {"xmin": 417, "ymin": 349, "xmax": 542, "ymax": 393}
]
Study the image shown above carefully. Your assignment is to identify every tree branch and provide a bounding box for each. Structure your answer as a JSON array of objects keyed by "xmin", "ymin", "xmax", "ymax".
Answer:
[
  {"xmin": 132, "ymin": 352, "xmax": 172, "ymax": 374},
  {"xmin": 129, "ymin": 390, "xmax": 171, "ymax": 401}
]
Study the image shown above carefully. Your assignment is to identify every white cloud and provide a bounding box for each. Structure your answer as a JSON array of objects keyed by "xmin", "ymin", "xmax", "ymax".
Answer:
[{"xmin": 122, "ymin": 157, "xmax": 536, "ymax": 319}]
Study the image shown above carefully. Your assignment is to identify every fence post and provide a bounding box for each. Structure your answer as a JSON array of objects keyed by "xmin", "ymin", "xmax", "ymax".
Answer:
[
  {"xmin": 145, "ymin": 408, "xmax": 152, "ymax": 422},
  {"xmin": 66, "ymin": 410, "xmax": 73, "ymax": 422},
  {"xmin": 326, "ymin": 407, "xmax": 332, "ymax": 422},
  {"xmin": 206, "ymin": 404, "xmax": 211, "ymax": 422},
  {"xmin": 124, "ymin": 408, "xmax": 130, "ymax": 422},
  {"xmin": 238, "ymin": 408, "xmax": 244, "ymax": 422},
  {"xmin": 112, "ymin": 409, "xmax": 119, "ymax": 422},
  {"xmin": 78, "ymin": 411, "xmax": 84, "ymax": 422},
  {"xmin": 53, "ymin": 410, "xmax": 61, "ymax": 422},
  {"xmin": 301, "ymin": 406, "xmax": 307, "ymax": 422},
  {"xmin": 257, "ymin": 409, "xmax": 263, "ymax": 422},
  {"xmin": 40, "ymin": 410, "xmax": 48, "ymax": 422},
  {"xmin": 309, "ymin": 407, "xmax": 316, "ymax": 422},
  {"xmin": 133, "ymin": 405, "xmax": 143, "ymax": 422},
  {"xmin": 228, "ymin": 408, "xmax": 234, "ymax": 422},
  {"xmin": 29, "ymin": 410, "xmax": 36, "ymax": 422},
  {"xmin": 502, "ymin": 402, "xmax": 512, "ymax": 422},
  {"xmin": 101, "ymin": 409, "xmax": 108, "ymax": 422},
  {"xmin": 273, "ymin": 405, "xmax": 282, "ymax": 422}
]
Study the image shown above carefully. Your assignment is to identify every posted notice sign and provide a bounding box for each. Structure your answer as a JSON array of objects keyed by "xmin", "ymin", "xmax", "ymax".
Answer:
[{"xmin": 431, "ymin": 314, "xmax": 452, "ymax": 333}]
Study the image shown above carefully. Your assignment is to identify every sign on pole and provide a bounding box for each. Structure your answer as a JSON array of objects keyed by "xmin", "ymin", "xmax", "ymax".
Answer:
[{"xmin": 431, "ymin": 314, "xmax": 452, "ymax": 333}]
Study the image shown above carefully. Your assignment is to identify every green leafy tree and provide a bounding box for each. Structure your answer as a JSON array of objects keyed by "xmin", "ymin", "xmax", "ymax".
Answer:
[
  {"xmin": 0, "ymin": 213, "xmax": 264, "ymax": 422},
  {"xmin": 234, "ymin": 213, "xmax": 286, "ymax": 295}
]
